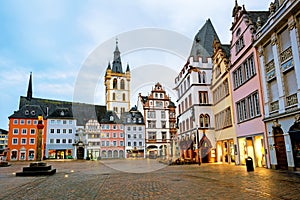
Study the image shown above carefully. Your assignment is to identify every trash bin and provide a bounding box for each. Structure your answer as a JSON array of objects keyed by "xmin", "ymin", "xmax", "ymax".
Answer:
[{"xmin": 246, "ymin": 156, "xmax": 254, "ymax": 172}]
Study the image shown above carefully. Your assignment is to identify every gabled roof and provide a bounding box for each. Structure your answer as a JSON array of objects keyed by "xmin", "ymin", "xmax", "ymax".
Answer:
[{"xmin": 190, "ymin": 19, "xmax": 220, "ymax": 60}]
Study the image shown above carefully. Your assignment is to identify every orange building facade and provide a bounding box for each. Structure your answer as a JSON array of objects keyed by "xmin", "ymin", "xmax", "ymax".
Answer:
[{"xmin": 7, "ymin": 105, "xmax": 47, "ymax": 161}]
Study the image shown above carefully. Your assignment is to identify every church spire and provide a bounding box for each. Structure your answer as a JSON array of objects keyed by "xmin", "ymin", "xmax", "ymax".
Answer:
[
  {"xmin": 112, "ymin": 38, "xmax": 123, "ymax": 73},
  {"xmin": 26, "ymin": 72, "xmax": 33, "ymax": 100}
]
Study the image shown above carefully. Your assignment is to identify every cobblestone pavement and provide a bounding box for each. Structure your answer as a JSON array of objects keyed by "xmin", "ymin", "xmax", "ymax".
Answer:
[{"xmin": 1, "ymin": 160, "xmax": 300, "ymax": 200}]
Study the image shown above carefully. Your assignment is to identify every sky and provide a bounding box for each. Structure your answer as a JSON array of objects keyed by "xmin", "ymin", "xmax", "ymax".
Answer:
[{"xmin": 0, "ymin": 0, "xmax": 272, "ymax": 129}]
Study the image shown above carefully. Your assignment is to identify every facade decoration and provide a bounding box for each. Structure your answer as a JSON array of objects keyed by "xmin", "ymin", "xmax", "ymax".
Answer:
[
  {"xmin": 85, "ymin": 119, "xmax": 101, "ymax": 160},
  {"xmin": 139, "ymin": 83, "xmax": 176, "ymax": 159},
  {"xmin": 254, "ymin": 0, "xmax": 300, "ymax": 170}
]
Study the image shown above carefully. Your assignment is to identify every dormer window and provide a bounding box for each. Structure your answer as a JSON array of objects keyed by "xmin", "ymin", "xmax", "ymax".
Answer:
[
  {"xmin": 31, "ymin": 110, "xmax": 35, "ymax": 116},
  {"xmin": 60, "ymin": 111, "xmax": 65, "ymax": 116},
  {"xmin": 25, "ymin": 110, "xmax": 29, "ymax": 115},
  {"xmin": 110, "ymin": 116, "xmax": 114, "ymax": 121}
]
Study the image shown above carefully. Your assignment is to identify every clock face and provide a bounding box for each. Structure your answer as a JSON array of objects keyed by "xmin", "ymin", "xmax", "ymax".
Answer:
[{"xmin": 116, "ymin": 92, "xmax": 122, "ymax": 101}]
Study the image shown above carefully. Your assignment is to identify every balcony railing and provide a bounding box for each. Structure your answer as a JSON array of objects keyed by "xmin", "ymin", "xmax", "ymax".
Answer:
[
  {"xmin": 270, "ymin": 100, "xmax": 279, "ymax": 113},
  {"xmin": 286, "ymin": 93, "xmax": 298, "ymax": 107}
]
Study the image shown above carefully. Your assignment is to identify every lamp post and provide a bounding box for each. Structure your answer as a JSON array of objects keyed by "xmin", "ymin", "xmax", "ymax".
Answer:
[
  {"xmin": 196, "ymin": 126, "xmax": 201, "ymax": 166},
  {"xmin": 36, "ymin": 115, "xmax": 44, "ymax": 161}
]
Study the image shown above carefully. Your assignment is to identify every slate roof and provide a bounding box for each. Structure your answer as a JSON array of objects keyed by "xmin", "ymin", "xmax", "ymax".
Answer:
[
  {"xmin": 112, "ymin": 42, "xmax": 123, "ymax": 73},
  {"xmin": 100, "ymin": 110, "xmax": 122, "ymax": 124},
  {"xmin": 0, "ymin": 129, "xmax": 8, "ymax": 135},
  {"xmin": 121, "ymin": 106, "xmax": 145, "ymax": 125},
  {"xmin": 139, "ymin": 95, "xmax": 148, "ymax": 104},
  {"xmin": 168, "ymin": 101, "xmax": 176, "ymax": 108},
  {"xmin": 190, "ymin": 19, "xmax": 220, "ymax": 61},
  {"xmin": 47, "ymin": 107, "xmax": 73, "ymax": 119},
  {"xmin": 220, "ymin": 44, "xmax": 231, "ymax": 59},
  {"xmin": 18, "ymin": 96, "xmax": 106, "ymax": 126},
  {"xmin": 9, "ymin": 104, "xmax": 45, "ymax": 119},
  {"xmin": 247, "ymin": 11, "xmax": 270, "ymax": 31}
]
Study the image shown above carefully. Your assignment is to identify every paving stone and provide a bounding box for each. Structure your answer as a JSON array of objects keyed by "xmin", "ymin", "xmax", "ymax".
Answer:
[{"xmin": 0, "ymin": 160, "xmax": 299, "ymax": 199}]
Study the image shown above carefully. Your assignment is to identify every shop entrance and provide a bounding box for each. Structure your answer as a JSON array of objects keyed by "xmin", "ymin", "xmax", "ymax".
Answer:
[
  {"xmin": 273, "ymin": 125, "xmax": 288, "ymax": 170},
  {"xmin": 77, "ymin": 147, "xmax": 84, "ymax": 159},
  {"xmin": 288, "ymin": 118, "xmax": 300, "ymax": 168},
  {"xmin": 200, "ymin": 135, "xmax": 212, "ymax": 163}
]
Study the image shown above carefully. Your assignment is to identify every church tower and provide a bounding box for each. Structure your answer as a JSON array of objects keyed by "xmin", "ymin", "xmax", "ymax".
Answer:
[{"xmin": 104, "ymin": 39, "xmax": 131, "ymax": 117}]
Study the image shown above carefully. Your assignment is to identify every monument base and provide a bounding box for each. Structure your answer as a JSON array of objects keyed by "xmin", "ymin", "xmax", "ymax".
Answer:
[{"xmin": 16, "ymin": 162, "xmax": 56, "ymax": 176}]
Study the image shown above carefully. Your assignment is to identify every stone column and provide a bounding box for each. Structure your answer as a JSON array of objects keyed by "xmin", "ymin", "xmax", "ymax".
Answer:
[
  {"xmin": 288, "ymin": 17, "xmax": 300, "ymax": 108},
  {"xmin": 258, "ymin": 46, "xmax": 270, "ymax": 117},
  {"xmin": 271, "ymin": 33, "xmax": 285, "ymax": 113}
]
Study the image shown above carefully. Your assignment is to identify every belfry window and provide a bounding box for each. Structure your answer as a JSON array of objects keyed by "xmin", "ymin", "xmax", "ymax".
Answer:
[{"xmin": 113, "ymin": 78, "xmax": 118, "ymax": 89}]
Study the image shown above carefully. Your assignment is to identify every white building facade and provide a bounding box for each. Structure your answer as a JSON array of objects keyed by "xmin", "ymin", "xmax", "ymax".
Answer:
[
  {"xmin": 46, "ymin": 108, "xmax": 76, "ymax": 159},
  {"xmin": 122, "ymin": 107, "xmax": 146, "ymax": 158},
  {"xmin": 254, "ymin": 0, "xmax": 300, "ymax": 170},
  {"xmin": 174, "ymin": 19, "xmax": 218, "ymax": 163},
  {"xmin": 85, "ymin": 119, "xmax": 101, "ymax": 160},
  {"xmin": 139, "ymin": 83, "xmax": 176, "ymax": 159}
]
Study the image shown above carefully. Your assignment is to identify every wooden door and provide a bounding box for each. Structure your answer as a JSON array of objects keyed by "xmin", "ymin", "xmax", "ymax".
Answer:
[{"xmin": 274, "ymin": 135, "xmax": 288, "ymax": 170}]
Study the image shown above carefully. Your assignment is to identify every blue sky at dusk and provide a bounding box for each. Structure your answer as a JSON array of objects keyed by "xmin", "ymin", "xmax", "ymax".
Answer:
[{"xmin": 0, "ymin": 0, "xmax": 271, "ymax": 129}]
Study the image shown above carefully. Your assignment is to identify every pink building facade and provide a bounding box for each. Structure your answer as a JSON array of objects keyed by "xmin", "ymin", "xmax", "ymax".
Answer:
[
  {"xmin": 229, "ymin": 1, "xmax": 270, "ymax": 167},
  {"xmin": 100, "ymin": 111, "xmax": 125, "ymax": 159}
]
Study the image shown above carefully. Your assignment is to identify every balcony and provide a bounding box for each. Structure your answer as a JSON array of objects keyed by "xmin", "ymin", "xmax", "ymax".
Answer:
[
  {"xmin": 270, "ymin": 100, "xmax": 279, "ymax": 113},
  {"xmin": 286, "ymin": 93, "xmax": 298, "ymax": 108}
]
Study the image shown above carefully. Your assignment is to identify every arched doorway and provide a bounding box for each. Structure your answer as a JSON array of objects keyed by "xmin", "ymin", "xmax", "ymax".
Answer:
[
  {"xmin": 113, "ymin": 150, "xmax": 118, "ymax": 158},
  {"xmin": 119, "ymin": 150, "xmax": 124, "ymax": 158},
  {"xmin": 108, "ymin": 150, "xmax": 112, "ymax": 158},
  {"xmin": 288, "ymin": 117, "xmax": 300, "ymax": 168},
  {"xmin": 147, "ymin": 145, "xmax": 158, "ymax": 159},
  {"xmin": 200, "ymin": 134, "xmax": 212, "ymax": 163},
  {"xmin": 273, "ymin": 124, "xmax": 288, "ymax": 170},
  {"xmin": 101, "ymin": 150, "xmax": 107, "ymax": 158},
  {"xmin": 77, "ymin": 147, "xmax": 84, "ymax": 159}
]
